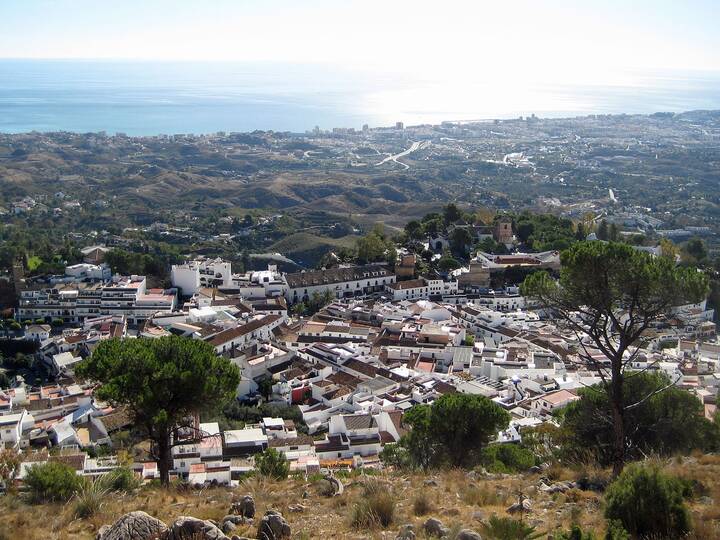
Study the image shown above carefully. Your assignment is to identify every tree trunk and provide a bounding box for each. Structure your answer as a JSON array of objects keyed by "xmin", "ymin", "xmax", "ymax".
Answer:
[
  {"xmin": 157, "ymin": 431, "xmax": 172, "ymax": 487},
  {"xmin": 610, "ymin": 365, "xmax": 625, "ymax": 477}
]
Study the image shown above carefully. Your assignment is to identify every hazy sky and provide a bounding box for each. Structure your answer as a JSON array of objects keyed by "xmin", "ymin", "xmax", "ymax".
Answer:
[{"xmin": 1, "ymin": 0, "xmax": 719, "ymax": 81}]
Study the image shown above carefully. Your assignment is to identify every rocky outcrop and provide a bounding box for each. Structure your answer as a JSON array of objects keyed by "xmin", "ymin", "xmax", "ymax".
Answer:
[
  {"xmin": 456, "ymin": 529, "xmax": 482, "ymax": 540},
  {"xmin": 423, "ymin": 517, "xmax": 449, "ymax": 538},
  {"xmin": 165, "ymin": 516, "xmax": 228, "ymax": 540},
  {"xmin": 230, "ymin": 495, "xmax": 256, "ymax": 519},
  {"xmin": 256, "ymin": 510, "xmax": 291, "ymax": 540},
  {"xmin": 96, "ymin": 511, "xmax": 168, "ymax": 540},
  {"xmin": 396, "ymin": 524, "xmax": 416, "ymax": 539},
  {"xmin": 538, "ymin": 480, "xmax": 576, "ymax": 494},
  {"xmin": 506, "ymin": 494, "xmax": 532, "ymax": 515},
  {"xmin": 323, "ymin": 474, "xmax": 344, "ymax": 496}
]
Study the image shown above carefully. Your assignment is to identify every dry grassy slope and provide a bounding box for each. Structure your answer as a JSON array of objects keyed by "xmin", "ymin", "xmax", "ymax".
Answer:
[{"xmin": 2, "ymin": 457, "xmax": 720, "ymax": 540}]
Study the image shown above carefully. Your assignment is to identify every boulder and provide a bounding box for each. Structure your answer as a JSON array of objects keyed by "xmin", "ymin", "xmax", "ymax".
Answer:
[
  {"xmin": 165, "ymin": 516, "xmax": 228, "ymax": 540},
  {"xmin": 457, "ymin": 530, "xmax": 482, "ymax": 540},
  {"xmin": 538, "ymin": 481, "xmax": 576, "ymax": 494},
  {"xmin": 506, "ymin": 495, "xmax": 532, "ymax": 515},
  {"xmin": 256, "ymin": 510, "xmax": 291, "ymax": 540},
  {"xmin": 221, "ymin": 521, "xmax": 236, "ymax": 535},
  {"xmin": 287, "ymin": 504, "xmax": 305, "ymax": 513},
  {"xmin": 222, "ymin": 516, "xmax": 248, "ymax": 527},
  {"xmin": 396, "ymin": 524, "xmax": 416, "ymax": 540},
  {"xmin": 423, "ymin": 518, "xmax": 448, "ymax": 538},
  {"xmin": 323, "ymin": 474, "xmax": 344, "ymax": 496},
  {"xmin": 97, "ymin": 511, "xmax": 168, "ymax": 540},
  {"xmin": 230, "ymin": 495, "xmax": 256, "ymax": 519}
]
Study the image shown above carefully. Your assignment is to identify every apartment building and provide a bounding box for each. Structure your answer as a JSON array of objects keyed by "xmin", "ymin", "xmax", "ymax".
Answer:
[{"xmin": 17, "ymin": 275, "xmax": 176, "ymax": 325}]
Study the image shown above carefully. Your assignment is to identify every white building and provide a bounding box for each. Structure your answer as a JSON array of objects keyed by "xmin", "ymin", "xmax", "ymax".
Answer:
[
  {"xmin": 171, "ymin": 258, "xmax": 233, "ymax": 296},
  {"xmin": 18, "ymin": 275, "xmax": 177, "ymax": 325},
  {"xmin": 285, "ymin": 265, "xmax": 395, "ymax": 304}
]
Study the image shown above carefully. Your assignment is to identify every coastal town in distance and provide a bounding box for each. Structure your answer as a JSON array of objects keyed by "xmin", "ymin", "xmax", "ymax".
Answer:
[{"xmin": 2, "ymin": 108, "xmax": 720, "ymax": 538}]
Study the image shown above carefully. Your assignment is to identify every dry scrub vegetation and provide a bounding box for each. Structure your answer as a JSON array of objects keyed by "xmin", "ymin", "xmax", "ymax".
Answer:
[{"xmin": 2, "ymin": 456, "xmax": 720, "ymax": 539}]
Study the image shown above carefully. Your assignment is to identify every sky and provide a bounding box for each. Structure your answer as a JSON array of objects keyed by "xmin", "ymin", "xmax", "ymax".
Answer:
[{"xmin": 1, "ymin": 0, "xmax": 719, "ymax": 84}]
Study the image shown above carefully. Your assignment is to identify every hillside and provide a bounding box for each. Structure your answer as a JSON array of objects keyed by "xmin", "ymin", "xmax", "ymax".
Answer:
[{"xmin": 2, "ymin": 458, "xmax": 719, "ymax": 539}]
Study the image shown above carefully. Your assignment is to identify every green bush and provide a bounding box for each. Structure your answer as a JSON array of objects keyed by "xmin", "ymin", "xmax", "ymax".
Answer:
[
  {"xmin": 481, "ymin": 443, "xmax": 536, "ymax": 473},
  {"xmin": 480, "ymin": 516, "xmax": 543, "ymax": 539},
  {"xmin": 25, "ymin": 462, "xmax": 84, "ymax": 503},
  {"xmin": 51, "ymin": 318, "xmax": 64, "ymax": 327},
  {"xmin": 254, "ymin": 448, "xmax": 289, "ymax": 480},
  {"xmin": 73, "ymin": 479, "xmax": 109, "ymax": 518},
  {"xmin": 98, "ymin": 466, "xmax": 140, "ymax": 491},
  {"xmin": 552, "ymin": 525, "xmax": 596, "ymax": 540},
  {"xmin": 604, "ymin": 463, "xmax": 691, "ymax": 538},
  {"xmin": 379, "ymin": 443, "xmax": 412, "ymax": 469},
  {"xmin": 604, "ymin": 521, "xmax": 630, "ymax": 540}
]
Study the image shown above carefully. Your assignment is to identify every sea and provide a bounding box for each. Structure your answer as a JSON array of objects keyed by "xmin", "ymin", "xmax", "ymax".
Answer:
[{"xmin": 0, "ymin": 60, "xmax": 719, "ymax": 136}]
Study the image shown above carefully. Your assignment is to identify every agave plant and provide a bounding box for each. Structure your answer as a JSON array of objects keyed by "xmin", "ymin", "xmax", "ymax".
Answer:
[
  {"xmin": 73, "ymin": 478, "xmax": 110, "ymax": 519},
  {"xmin": 480, "ymin": 516, "xmax": 544, "ymax": 540}
]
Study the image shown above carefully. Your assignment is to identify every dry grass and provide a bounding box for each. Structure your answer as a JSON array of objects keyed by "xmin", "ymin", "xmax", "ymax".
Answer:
[{"xmin": 2, "ymin": 459, "xmax": 720, "ymax": 539}]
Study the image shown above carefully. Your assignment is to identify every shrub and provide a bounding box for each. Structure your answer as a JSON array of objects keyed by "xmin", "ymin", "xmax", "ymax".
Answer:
[
  {"xmin": 254, "ymin": 448, "xmax": 289, "ymax": 480},
  {"xmin": 73, "ymin": 480, "xmax": 109, "ymax": 518},
  {"xmin": 98, "ymin": 466, "xmax": 140, "ymax": 491},
  {"xmin": 25, "ymin": 462, "xmax": 84, "ymax": 503},
  {"xmin": 350, "ymin": 480, "xmax": 395, "ymax": 529},
  {"xmin": 604, "ymin": 520, "xmax": 630, "ymax": 540},
  {"xmin": 0, "ymin": 448, "xmax": 21, "ymax": 487},
  {"xmin": 51, "ymin": 318, "xmax": 64, "ymax": 327},
  {"xmin": 481, "ymin": 443, "xmax": 536, "ymax": 473},
  {"xmin": 552, "ymin": 525, "xmax": 596, "ymax": 540},
  {"xmin": 480, "ymin": 516, "xmax": 543, "ymax": 540},
  {"xmin": 461, "ymin": 484, "xmax": 503, "ymax": 507},
  {"xmin": 412, "ymin": 491, "xmax": 432, "ymax": 516},
  {"xmin": 379, "ymin": 443, "xmax": 412, "ymax": 470},
  {"xmin": 604, "ymin": 463, "xmax": 691, "ymax": 538}
]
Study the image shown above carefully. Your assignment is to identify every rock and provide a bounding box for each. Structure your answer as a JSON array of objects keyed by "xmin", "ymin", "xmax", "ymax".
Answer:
[
  {"xmin": 528, "ymin": 465, "xmax": 542, "ymax": 474},
  {"xmin": 423, "ymin": 479, "xmax": 438, "ymax": 487},
  {"xmin": 539, "ymin": 481, "xmax": 576, "ymax": 494},
  {"xmin": 423, "ymin": 518, "xmax": 448, "ymax": 538},
  {"xmin": 506, "ymin": 495, "xmax": 532, "ymax": 515},
  {"xmin": 471, "ymin": 511, "xmax": 484, "ymax": 522},
  {"xmin": 396, "ymin": 524, "xmax": 416, "ymax": 540},
  {"xmin": 442, "ymin": 507, "xmax": 460, "ymax": 517},
  {"xmin": 700, "ymin": 496, "xmax": 715, "ymax": 506},
  {"xmin": 221, "ymin": 521, "xmax": 236, "ymax": 535},
  {"xmin": 222, "ymin": 516, "xmax": 247, "ymax": 527},
  {"xmin": 302, "ymin": 490, "xmax": 309, "ymax": 499},
  {"xmin": 323, "ymin": 474, "xmax": 344, "ymax": 496},
  {"xmin": 230, "ymin": 537, "xmax": 250, "ymax": 540},
  {"xmin": 165, "ymin": 516, "xmax": 228, "ymax": 540},
  {"xmin": 256, "ymin": 510, "xmax": 291, "ymax": 540},
  {"xmin": 287, "ymin": 504, "xmax": 305, "ymax": 513},
  {"xmin": 97, "ymin": 511, "xmax": 168, "ymax": 540},
  {"xmin": 456, "ymin": 530, "xmax": 482, "ymax": 540},
  {"xmin": 231, "ymin": 495, "xmax": 256, "ymax": 519}
]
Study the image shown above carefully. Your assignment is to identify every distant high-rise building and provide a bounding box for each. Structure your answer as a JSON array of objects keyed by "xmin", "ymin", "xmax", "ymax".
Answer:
[
  {"xmin": 395, "ymin": 121, "xmax": 404, "ymax": 130},
  {"xmin": 362, "ymin": 124, "xmax": 369, "ymax": 132}
]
